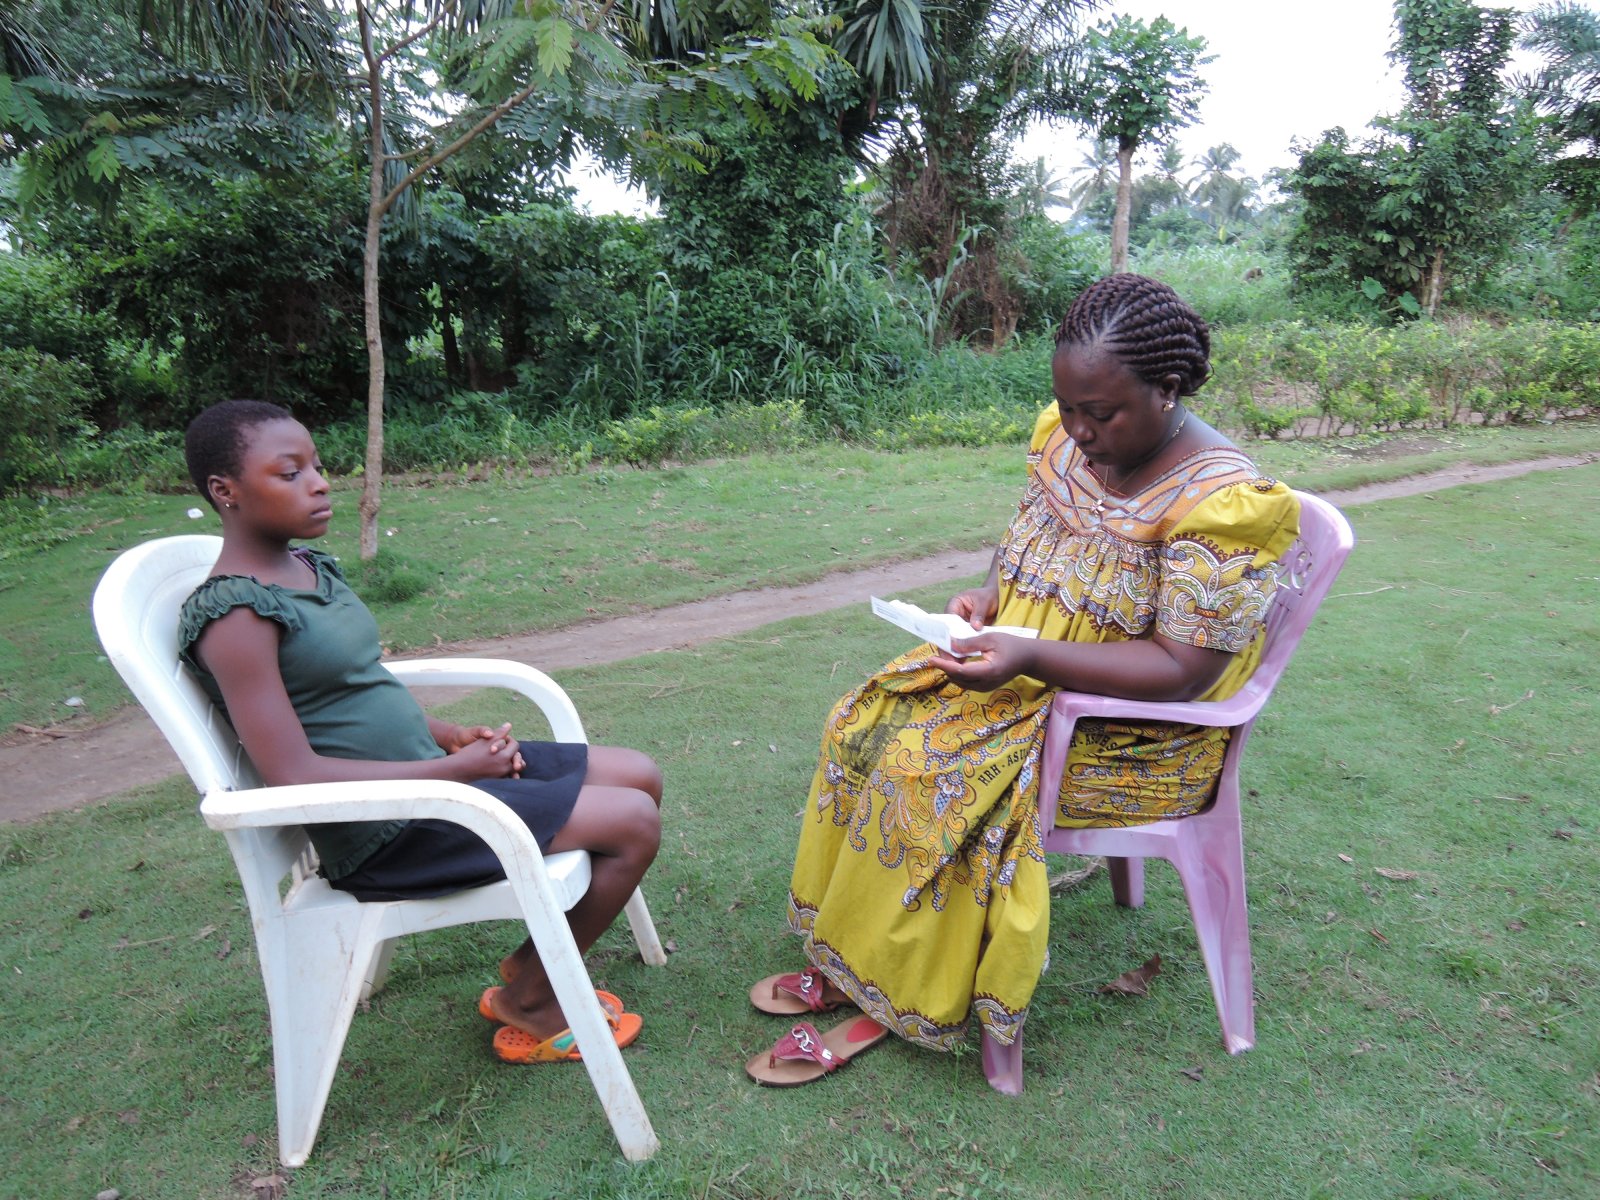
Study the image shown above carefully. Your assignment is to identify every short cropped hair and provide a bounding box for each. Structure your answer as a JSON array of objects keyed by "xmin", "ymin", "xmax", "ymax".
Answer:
[
  {"xmin": 184, "ymin": 399, "xmax": 294, "ymax": 507},
  {"xmin": 1054, "ymin": 274, "xmax": 1212, "ymax": 396}
]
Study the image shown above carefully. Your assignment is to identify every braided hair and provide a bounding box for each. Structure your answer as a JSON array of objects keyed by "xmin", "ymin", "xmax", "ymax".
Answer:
[
  {"xmin": 1054, "ymin": 274, "xmax": 1212, "ymax": 397},
  {"xmin": 185, "ymin": 399, "xmax": 294, "ymax": 508}
]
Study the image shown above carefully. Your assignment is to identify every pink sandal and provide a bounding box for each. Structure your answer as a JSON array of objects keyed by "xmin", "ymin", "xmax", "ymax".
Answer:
[
  {"xmin": 744, "ymin": 1016, "xmax": 888, "ymax": 1086},
  {"xmin": 748, "ymin": 969, "xmax": 852, "ymax": 1016}
]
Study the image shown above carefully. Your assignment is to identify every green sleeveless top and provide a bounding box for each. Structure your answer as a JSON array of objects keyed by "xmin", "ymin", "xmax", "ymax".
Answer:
[{"xmin": 177, "ymin": 547, "xmax": 442, "ymax": 878}]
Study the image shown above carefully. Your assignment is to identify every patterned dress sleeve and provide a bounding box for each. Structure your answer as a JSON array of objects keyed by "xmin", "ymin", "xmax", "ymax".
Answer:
[
  {"xmin": 176, "ymin": 576, "xmax": 302, "ymax": 671},
  {"xmin": 1029, "ymin": 402, "xmax": 1061, "ymax": 455},
  {"xmin": 1156, "ymin": 480, "xmax": 1301, "ymax": 652}
]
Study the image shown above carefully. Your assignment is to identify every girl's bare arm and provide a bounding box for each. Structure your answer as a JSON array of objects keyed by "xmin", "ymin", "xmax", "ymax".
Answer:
[{"xmin": 194, "ymin": 608, "xmax": 520, "ymax": 787}]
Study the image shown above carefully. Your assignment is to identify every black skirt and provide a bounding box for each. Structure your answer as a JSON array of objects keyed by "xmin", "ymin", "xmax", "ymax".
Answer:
[{"xmin": 329, "ymin": 739, "xmax": 587, "ymax": 901}]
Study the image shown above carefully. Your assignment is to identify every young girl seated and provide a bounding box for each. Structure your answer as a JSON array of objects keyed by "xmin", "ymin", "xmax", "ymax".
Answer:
[{"xmin": 178, "ymin": 399, "xmax": 662, "ymax": 1065}]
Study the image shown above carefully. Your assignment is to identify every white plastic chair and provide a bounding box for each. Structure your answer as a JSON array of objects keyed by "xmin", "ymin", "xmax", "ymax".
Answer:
[
  {"xmin": 92, "ymin": 534, "xmax": 667, "ymax": 1165},
  {"xmin": 982, "ymin": 491, "xmax": 1355, "ymax": 1093}
]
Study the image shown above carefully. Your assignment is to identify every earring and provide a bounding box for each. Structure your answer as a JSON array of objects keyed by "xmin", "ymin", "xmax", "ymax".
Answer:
[
  {"xmin": 1162, "ymin": 401, "xmax": 1175, "ymax": 411},
  {"xmin": 224, "ymin": 502, "xmax": 237, "ymax": 510}
]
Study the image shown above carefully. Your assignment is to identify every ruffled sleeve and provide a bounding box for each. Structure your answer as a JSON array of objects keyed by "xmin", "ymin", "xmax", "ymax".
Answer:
[
  {"xmin": 302, "ymin": 546, "xmax": 346, "ymax": 583},
  {"xmin": 1029, "ymin": 402, "xmax": 1061, "ymax": 454},
  {"xmin": 1156, "ymin": 480, "xmax": 1301, "ymax": 652},
  {"xmin": 177, "ymin": 576, "xmax": 303, "ymax": 669}
]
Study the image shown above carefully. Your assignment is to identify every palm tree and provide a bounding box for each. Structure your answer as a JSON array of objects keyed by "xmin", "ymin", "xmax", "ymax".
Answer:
[
  {"xmin": 1187, "ymin": 143, "xmax": 1255, "ymax": 231},
  {"xmin": 1518, "ymin": 1, "xmax": 1600, "ymax": 211},
  {"xmin": 1065, "ymin": 139, "xmax": 1118, "ymax": 216},
  {"xmin": 1130, "ymin": 142, "xmax": 1187, "ymax": 226},
  {"xmin": 1013, "ymin": 156, "xmax": 1073, "ymax": 218}
]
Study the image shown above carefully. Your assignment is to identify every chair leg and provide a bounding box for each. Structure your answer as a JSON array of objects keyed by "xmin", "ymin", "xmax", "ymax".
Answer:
[
  {"xmin": 1170, "ymin": 838, "xmax": 1255, "ymax": 1055},
  {"xmin": 259, "ymin": 909, "xmax": 382, "ymax": 1167},
  {"xmin": 980, "ymin": 1028, "xmax": 1024, "ymax": 1095},
  {"xmin": 1108, "ymin": 857, "xmax": 1145, "ymax": 908},
  {"xmin": 519, "ymin": 901, "xmax": 659, "ymax": 1160},
  {"xmin": 360, "ymin": 936, "xmax": 399, "ymax": 1002},
  {"xmin": 623, "ymin": 887, "xmax": 668, "ymax": 967}
]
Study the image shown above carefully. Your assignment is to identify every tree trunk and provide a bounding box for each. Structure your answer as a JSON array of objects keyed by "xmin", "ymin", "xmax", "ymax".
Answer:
[
  {"xmin": 1111, "ymin": 139, "xmax": 1136, "ymax": 274},
  {"xmin": 1424, "ymin": 246, "xmax": 1445, "ymax": 318},
  {"xmin": 358, "ymin": 5, "xmax": 385, "ymax": 561},
  {"xmin": 440, "ymin": 286, "xmax": 461, "ymax": 385}
]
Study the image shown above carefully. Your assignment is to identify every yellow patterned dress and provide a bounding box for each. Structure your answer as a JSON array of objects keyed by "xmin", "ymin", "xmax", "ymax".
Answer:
[{"xmin": 787, "ymin": 404, "xmax": 1300, "ymax": 1050}]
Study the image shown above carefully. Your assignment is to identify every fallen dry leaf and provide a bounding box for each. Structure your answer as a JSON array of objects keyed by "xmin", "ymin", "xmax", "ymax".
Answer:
[
  {"xmin": 1098, "ymin": 954, "xmax": 1162, "ymax": 997},
  {"xmin": 1179, "ymin": 1066, "xmax": 1204, "ymax": 1082},
  {"xmin": 250, "ymin": 1174, "xmax": 288, "ymax": 1199},
  {"xmin": 1506, "ymin": 920, "xmax": 1526, "ymax": 932},
  {"xmin": 1374, "ymin": 868, "xmax": 1419, "ymax": 881},
  {"xmin": 1369, "ymin": 928, "xmax": 1390, "ymax": 944},
  {"xmin": 1337, "ymin": 853, "xmax": 1354, "ymax": 864}
]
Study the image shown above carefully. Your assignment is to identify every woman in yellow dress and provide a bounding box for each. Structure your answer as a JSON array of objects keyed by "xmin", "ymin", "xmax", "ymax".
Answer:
[{"xmin": 746, "ymin": 274, "xmax": 1301, "ymax": 1085}]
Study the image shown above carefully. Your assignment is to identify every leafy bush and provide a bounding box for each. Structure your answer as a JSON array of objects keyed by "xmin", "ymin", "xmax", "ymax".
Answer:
[
  {"xmin": 1004, "ymin": 217, "xmax": 1102, "ymax": 337},
  {"xmin": 0, "ymin": 348, "xmax": 95, "ymax": 493},
  {"xmin": 56, "ymin": 426, "xmax": 186, "ymax": 491},
  {"xmin": 0, "ymin": 249, "xmax": 132, "ymax": 427},
  {"xmin": 600, "ymin": 405, "xmax": 713, "ymax": 466},
  {"xmin": 339, "ymin": 550, "xmax": 435, "ymax": 604}
]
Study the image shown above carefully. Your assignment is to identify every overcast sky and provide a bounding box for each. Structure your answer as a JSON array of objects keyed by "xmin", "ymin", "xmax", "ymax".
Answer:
[{"xmin": 568, "ymin": 0, "xmax": 1566, "ymax": 213}]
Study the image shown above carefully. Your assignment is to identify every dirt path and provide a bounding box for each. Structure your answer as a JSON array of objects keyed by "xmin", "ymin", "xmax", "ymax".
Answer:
[{"xmin": 4, "ymin": 452, "xmax": 1593, "ymax": 824}]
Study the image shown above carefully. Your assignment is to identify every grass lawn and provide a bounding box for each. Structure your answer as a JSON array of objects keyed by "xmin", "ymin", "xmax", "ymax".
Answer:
[
  {"xmin": 3, "ymin": 416, "xmax": 1598, "ymax": 734},
  {"xmin": 2, "ymin": 465, "xmax": 1597, "ymax": 1198}
]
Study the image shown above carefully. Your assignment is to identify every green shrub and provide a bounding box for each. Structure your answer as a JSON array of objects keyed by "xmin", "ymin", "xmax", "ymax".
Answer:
[
  {"xmin": 0, "ymin": 251, "xmax": 133, "ymax": 428},
  {"xmin": 0, "ymin": 348, "xmax": 95, "ymax": 493},
  {"xmin": 56, "ymin": 427, "xmax": 186, "ymax": 491},
  {"xmin": 600, "ymin": 405, "xmax": 713, "ymax": 466},
  {"xmin": 339, "ymin": 550, "xmax": 435, "ymax": 605},
  {"xmin": 867, "ymin": 405, "xmax": 1035, "ymax": 451}
]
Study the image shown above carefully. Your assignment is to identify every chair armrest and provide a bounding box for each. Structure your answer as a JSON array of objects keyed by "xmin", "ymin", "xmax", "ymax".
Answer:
[
  {"xmin": 383, "ymin": 657, "xmax": 586, "ymax": 744},
  {"xmin": 1050, "ymin": 677, "xmax": 1271, "ymax": 731},
  {"xmin": 199, "ymin": 779, "xmax": 549, "ymax": 876}
]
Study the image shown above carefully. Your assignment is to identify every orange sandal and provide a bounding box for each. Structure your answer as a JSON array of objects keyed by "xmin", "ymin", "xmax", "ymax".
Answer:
[{"xmin": 492, "ymin": 1010, "xmax": 644, "ymax": 1064}]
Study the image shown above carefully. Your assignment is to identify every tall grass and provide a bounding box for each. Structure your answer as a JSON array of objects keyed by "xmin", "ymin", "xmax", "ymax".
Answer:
[{"xmin": 1131, "ymin": 243, "xmax": 1296, "ymax": 328}]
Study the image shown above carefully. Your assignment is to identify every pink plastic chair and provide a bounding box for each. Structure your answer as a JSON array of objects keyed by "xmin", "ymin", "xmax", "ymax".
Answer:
[{"xmin": 982, "ymin": 490, "xmax": 1355, "ymax": 1093}]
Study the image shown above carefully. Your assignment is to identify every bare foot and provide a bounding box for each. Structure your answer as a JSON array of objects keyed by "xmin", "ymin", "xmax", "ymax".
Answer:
[
  {"xmin": 498, "ymin": 949, "xmax": 526, "ymax": 986},
  {"xmin": 486, "ymin": 984, "xmax": 568, "ymax": 1042}
]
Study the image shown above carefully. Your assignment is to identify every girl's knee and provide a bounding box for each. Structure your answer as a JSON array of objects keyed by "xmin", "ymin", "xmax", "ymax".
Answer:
[
  {"xmin": 626, "ymin": 750, "xmax": 663, "ymax": 805},
  {"xmin": 592, "ymin": 746, "xmax": 663, "ymax": 804},
  {"xmin": 626, "ymin": 788, "xmax": 663, "ymax": 857}
]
